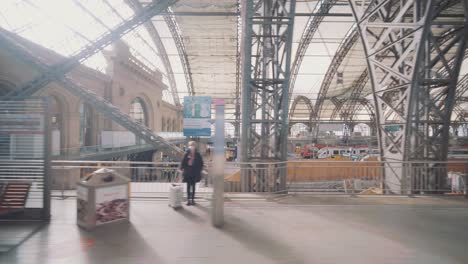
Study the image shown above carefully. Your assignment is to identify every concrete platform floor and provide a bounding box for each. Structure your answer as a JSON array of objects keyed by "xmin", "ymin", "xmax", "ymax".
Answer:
[{"xmin": 1, "ymin": 195, "xmax": 468, "ymax": 264}]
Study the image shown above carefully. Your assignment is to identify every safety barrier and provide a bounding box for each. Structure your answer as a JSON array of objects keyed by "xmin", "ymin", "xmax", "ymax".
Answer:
[
  {"xmin": 51, "ymin": 160, "xmax": 212, "ymax": 198},
  {"xmin": 48, "ymin": 159, "xmax": 468, "ymax": 196},
  {"xmin": 224, "ymin": 160, "xmax": 468, "ymax": 195}
]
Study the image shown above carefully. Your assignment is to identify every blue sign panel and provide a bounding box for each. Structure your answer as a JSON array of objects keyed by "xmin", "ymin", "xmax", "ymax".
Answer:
[{"xmin": 183, "ymin": 96, "xmax": 212, "ymax": 137}]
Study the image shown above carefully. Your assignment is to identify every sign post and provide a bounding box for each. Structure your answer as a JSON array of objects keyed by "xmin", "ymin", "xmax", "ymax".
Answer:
[{"xmin": 212, "ymin": 99, "xmax": 224, "ymax": 227}]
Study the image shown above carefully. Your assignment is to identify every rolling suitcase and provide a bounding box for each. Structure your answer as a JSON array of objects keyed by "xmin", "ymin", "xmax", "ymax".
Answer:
[
  {"xmin": 169, "ymin": 183, "xmax": 183, "ymax": 209},
  {"xmin": 169, "ymin": 171, "xmax": 184, "ymax": 209}
]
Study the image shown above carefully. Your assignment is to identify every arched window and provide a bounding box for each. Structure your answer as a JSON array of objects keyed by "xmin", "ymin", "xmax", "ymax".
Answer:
[
  {"xmin": 50, "ymin": 96, "xmax": 62, "ymax": 130},
  {"xmin": 79, "ymin": 103, "xmax": 93, "ymax": 147},
  {"xmin": 354, "ymin": 123, "xmax": 371, "ymax": 137},
  {"xmin": 130, "ymin": 98, "xmax": 148, "ymax": 126},
  {"xmin": 50, "ymin": 96, "xmax": 64, "ymax": 155},
  {"xmin": 290, "ymin": 123, "xmax": 309, "ymax": 137},
  {"xmin": 225, "ymin": 123, "xmax": 235, "ymax": 138},
  {"xmin": 167, "ymin": 118, "xmax": 171, "ymax": 132}
]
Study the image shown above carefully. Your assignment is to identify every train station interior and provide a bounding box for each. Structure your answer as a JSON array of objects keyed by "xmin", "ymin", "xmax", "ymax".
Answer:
[{"xmin": 1, "ymin": 0, "xmax": 468, "ymax": 263}]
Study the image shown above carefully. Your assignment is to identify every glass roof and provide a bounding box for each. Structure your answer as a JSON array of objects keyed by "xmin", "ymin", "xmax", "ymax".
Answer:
[
  {"xmin": 0, "ymin": 0, "xmax": 183, "ymax": 104},
  {"xmin": 0, "ymin": 0, "xmax": 466, "ymax": 121},
  {"xmin": 0, "ymin": 0, "xmax": 353, "ymax": 111}
]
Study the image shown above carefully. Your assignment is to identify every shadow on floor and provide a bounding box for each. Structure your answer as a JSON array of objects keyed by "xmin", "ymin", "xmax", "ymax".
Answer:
[
  {"xmin": 0, "ymin": 220, "xmax": 46, "ymax": 253},
  {"xmin": 219, "ymin": 214, "xmax": 305, "ymax": 264},
  {"xmin": 193, "ymin": 202, "xmax": 210, "ymax": 213},
  {"xmin": 79, "ymin": 223, "xmax": 166, "ymax": 264},
  {"xmin": 0, "ymin": 221, "xmax": 166, "ymax": 264},
  {"xmin": 174, "ymin": 206, "xmax": 205, "ymax": 223}
]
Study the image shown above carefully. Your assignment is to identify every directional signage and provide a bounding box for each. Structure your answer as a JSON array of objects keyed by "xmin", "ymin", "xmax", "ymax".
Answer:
[{"xmin": 183, "ymin": 96, "xmax": 212, "ymax": 137}]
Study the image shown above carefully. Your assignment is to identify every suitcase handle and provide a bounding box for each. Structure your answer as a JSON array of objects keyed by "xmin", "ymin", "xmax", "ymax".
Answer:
[{"xmin": 175, "ymin": 170, "xmax": 183, "ymax": 183}]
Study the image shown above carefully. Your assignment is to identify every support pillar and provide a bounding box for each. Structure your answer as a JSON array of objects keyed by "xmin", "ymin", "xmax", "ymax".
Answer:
[
  {"xmin": 349, "ymin": 0, "xmax": 468, "ymax": 194},
  {"xmin": 240, "ymin": 0, "xmax": 296, "ymax": 192},
  {"xmin": 212, "ymin": 99, "xmax": 225, "ymax": 227}
]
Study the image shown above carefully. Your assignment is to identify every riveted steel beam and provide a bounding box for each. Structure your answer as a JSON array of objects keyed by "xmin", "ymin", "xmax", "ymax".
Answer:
[
  {"xmin": 349, "ymin": 0, "xmax": 468, "ymax": 194},
  {"xmin": 289, "ymin": 95, "xmax": 315, "ymax": 131},
  {"xmin": 289, "ymin": 0, "xmax": 337, "ymax": 100},
  {"xmin": 163, "ymin": 7, "xmax": 195, "ymax": 96},
  {"xmin": 240, "ymin": 0, "xmax": 296, "ymax": 192}
]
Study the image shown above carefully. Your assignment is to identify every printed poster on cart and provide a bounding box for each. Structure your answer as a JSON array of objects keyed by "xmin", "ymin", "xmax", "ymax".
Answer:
[
  {"xmin": 76, "ymin": 185, "xmax": 88, "ymax": 223},
  {"xmin": 95, "ymin": 185, "xmax": 128, "ymax": 225}
]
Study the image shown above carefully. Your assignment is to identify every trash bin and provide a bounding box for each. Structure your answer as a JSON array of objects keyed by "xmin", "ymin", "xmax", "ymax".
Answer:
[{"xmin": 76, "ymin": 168, "xmax": 130, "ymax": 229}]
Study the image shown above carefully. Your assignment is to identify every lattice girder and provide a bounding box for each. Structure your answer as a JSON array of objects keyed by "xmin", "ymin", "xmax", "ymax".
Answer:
[
  {"xmin": 240, "ymin": 0, "xmax": 296, "ymax": 192},
  {"xmin": 349, "ymin": 0, "xmax": 468, "ymax": 193}
]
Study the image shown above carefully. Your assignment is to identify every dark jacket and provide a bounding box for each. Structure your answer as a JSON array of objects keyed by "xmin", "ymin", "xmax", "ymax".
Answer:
[{"xmin": 180, "ymin": 150, "xmax": 204, "ymax": 183}]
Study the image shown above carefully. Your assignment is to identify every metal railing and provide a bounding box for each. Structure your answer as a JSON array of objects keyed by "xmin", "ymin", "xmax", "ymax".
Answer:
[
  {"xmin": 53, "ymin": 143, "xmax": 155, "ymax": 158},
  {"xmin": 30, "ymin": 159, "xmax": 468, "ymax": 197},
  {"xmin": 286, "ymin": 160, "xmax": 468, "ymax": 195},
  {"xmin": 51, "ymin": 160, "xmax": 212, "ymax": 197},
  {"xmin": 223, "ymin": 160, "xmax": 468, "ymax": 195}
]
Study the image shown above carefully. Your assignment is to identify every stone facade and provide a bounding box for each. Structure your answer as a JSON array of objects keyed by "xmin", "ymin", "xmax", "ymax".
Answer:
[{"xmin": 0, "ymin": 35, "xmax": 183, "ymax": 158}]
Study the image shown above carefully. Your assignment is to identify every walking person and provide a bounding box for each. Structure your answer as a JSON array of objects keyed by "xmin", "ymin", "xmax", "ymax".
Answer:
[{"xmin": 179, "ymin": 141, "xmax": 204, "ymax": 205}]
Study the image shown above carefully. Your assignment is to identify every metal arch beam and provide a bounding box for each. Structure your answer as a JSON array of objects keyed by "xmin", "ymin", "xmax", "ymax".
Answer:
[
  {"xmin": 289, "ymin": 95, "xmax": 314, "ymax": 131},
  {"xmin": 337, "ymin": 24, "xmax": 466, "ymax": 122},
  {"xmin": 330, "ymin": 29, "xmax": 466, "ymax": 138},
  {"xmin": 453, "ymin": 105, "xmax": 468, "ymax": 122},
  {"xmin": 349, "ymin": 101, "xmax": 378, "ymax": 135},
  {"xmin": 349, "ymin": 0, "xmax": 468, "ymax": 194},
  {"xmin": 318, "ymin": 18, "xmax": 459, "ymax": 121},
  {"xmin": 455, "ymin": 74, "xmax": 468, "ymax": 100},
  {"xmin": 330, "ymin": 97, "xmax": 375, "ymax": 121},
  {"xmin": 126, "ymin": 0, "xmax": 180, "ymax": 106},
  {"xmin": 289, "ymin": 95, "xmax": 314, "ymax": 119},
  {"xmin": 354, "ymin": 99, "xmax": 376, "ymax": 123},
  {"xmin": 163, "ymin": 7, "xmax": 195, "ymax": 96},
  {"xmin": 307, "ymin": 17, "xmax": 462, "ymax": 142},
  {"xmin": 314, "ymin": 4, "xmax": 461, "ymax": 122},
  {"xmin": 451, "ymin": 74, "xmax": 468, "ymax": 121},
  {"xmin": 4, "ymin": 0, "xmax": 178, "ymax": 99},
  {"xmin": 314, "ymin": 27, "xmax": 360, "ymax": 119},
  {"xmin": 289, "ymin": 0, "xmax": 337, "ymax": 99},
  {"xmin": 338, "ymin": 99, "xmax": 377, "ymax": 132},
  {"xmin": 329, "ymin": 70, "xmax": 369, "ymax": 119},
  {"xmin": 324, "ymin": 23, "xmax": 466, "ymax": 124}
]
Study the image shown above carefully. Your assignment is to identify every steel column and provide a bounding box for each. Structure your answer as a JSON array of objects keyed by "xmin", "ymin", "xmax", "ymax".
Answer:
[
  {"xmin": 240, "ymin": 0, "xmax": 296, "ymax": 192},
  {"xmin": 235, "ymin": 0, "xmax": 243, "ymax": 140}
]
